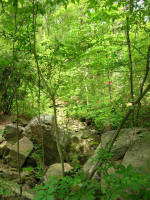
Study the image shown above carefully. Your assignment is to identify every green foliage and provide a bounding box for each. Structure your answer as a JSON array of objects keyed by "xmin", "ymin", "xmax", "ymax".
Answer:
[
  {"xmin": 70, "ymin": 154, "xmax": 82, "ymax": 171},
  {"xmin": 34, "ymin": 177, "xmax": 56, "ymax": 200},
  {"xmin": 23, "ymin": 167, "xmax": 34, "ymax": 173},
  {"xmin": 0, "ymin": 130, "xmax": 3, "ymax": 135},
  {"xmin": 69, "ymin": 102, "xmax": 124, "ymax": 129},
  {"xmin": 0, "ymin": 0, "xmax": 150, "ymax": 199},
  {"xmin": 0, "ymin": 64, "xmax": 15, "ymax": 114},
  {"xmin": 0, "ymin": 0, "xmax": 149, "ymax": 129},
  {"xmin": 96, "ymin": 147, "xmax": 114, "ymax": 163},
  {"xmin": 102, "ymin": 165, "xmax": 150, "ymax": 200},
  {"xmin": 33, "ymin": 149, "xmax": 150, "ymax": 200},
  {"xmin": 0, "ymin": 180, "xmax": 14, "ymax": 198},
  {"xmin": 34, "ymin": 172, "xmax": 99, "ymax": 200},
  {"xmin": 87, "ymin": 147, "xmax": 150, "ymax": 200}
]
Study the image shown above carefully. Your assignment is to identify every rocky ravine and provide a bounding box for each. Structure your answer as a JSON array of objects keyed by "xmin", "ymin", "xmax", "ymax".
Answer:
[
  {"xmin": 0, "ymin": 113, "xmax": 150, "ymax": 199},
  {"xmin": 0, "ymin": 113, "xmax": 100, "ymax": 199}
]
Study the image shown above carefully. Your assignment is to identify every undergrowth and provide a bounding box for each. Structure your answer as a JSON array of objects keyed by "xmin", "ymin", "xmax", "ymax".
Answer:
[{"xmin": 33, "ymin": 149, "xmax": 150, "ymax": 200}]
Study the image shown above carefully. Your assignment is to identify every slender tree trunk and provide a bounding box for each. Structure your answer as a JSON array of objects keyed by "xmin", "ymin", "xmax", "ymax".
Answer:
[
  {"xmin": 37, "ymin": 64, "xmax": 44, "ymax": 169},
  {"xmin": 32, "ymin": 0, "xmax": 64, "ymax": 177},
  {"xmin": 33, "ymin": 67, "xmax": 65, "ymax": 177},
  {"xmin": 42, "ymin": 15, "xmax": 46, "ymax": 37},
  {"xmin": 16, "ymin": 93, "xmax": 22, "ymax": 198},
  {"xmin": 136, "ymin": 45, "xmax": 150, "ymax": 124},
  {"xmin": 107, "ymin": 71, "xmax": 113, "ymax": 105},
  {"xmin": 32, "ymin": 0, "xmax": 45, "ymax": 175},
  {"xmin": 84, "ymin": 68, "xmax": 89, "ymax": 106},
  {"xmin": 126, "ymin": 15, "xmax": 134, "ymax": 125},
  {"xmin": 12, "ymin": 0, "xmax": 22, "ymax": 197},
  {"xmin": 52, "ymin": 96, "xmax": 65, "ymax": 177},
  {"xmin": 90, "ymin": 74, "xmax": 96, "ymax": 96}
]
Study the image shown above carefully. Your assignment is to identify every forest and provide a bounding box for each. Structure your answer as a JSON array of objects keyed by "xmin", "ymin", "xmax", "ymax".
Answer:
[{"xmin": 0, "ymin": 0, "xmax": 150, "ymax": 199}]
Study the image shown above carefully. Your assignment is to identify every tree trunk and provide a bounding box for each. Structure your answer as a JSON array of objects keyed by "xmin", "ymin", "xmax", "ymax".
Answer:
[
  {"xmin": 32, "ymin": 1, "xmax": 64, "ymax": 176},
  {"xmin": 107, "ymin": 71, "xmax": 113, "ymax": 105},
  {"xmin": 136, "ymin": 45, "xmax": 150, "ymax": 125},
  {"xmin": 126, "ymin": 15, "xmax": 134, "ymax": 125},
  {"xmin": 32, "ymin": 0, "xmax": 45, "ymax": 178},
  {"xmin": 13, "ymin": 0, "xmax": 22, "ymax": 197},
  {"xmin": 84, "ymin": 68, "xmax": 89, "ymax": 106},
  {"xmin": 52, "ymin": 96, "xmax": 65, "ymax": 177}
]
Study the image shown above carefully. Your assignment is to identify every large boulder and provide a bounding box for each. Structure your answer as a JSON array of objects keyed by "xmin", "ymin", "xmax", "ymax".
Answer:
[
  {"xmin": 122, "ymin": 139, "xmax": 150, "ymax": 173},
  {"xmin": 44, "ymin": 163, "xmax": 73, "ymax": 182},
  {"xmin": 83, "ymin": 147, "xmax": 100, "ymax": 175},
  {"xmin": 6, "ymin": 136, "xmax": 33, "ymax": 168},
  {"xmin": 24, "ymin": 114, "xmax": 59, "ymax": 165},
  {"xmin": 83, "ymin": 128, "xmax": 150, "ymax": 174},
  {"xmin": 100, "ymin": 128, "xmax": 147, "ymax": 161},
  {"xmin": 3, "ymin": 124, "xmax": 24, "ymax": 144}
]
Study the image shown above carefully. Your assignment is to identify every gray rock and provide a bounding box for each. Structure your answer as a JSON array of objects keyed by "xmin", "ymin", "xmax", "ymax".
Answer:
[
  {"xmin": 67, "ymin": 133, "xmax": 95, "ymax": 165},
  {"xmin": 83, "ymin": 150, "xmax": 98, "ymax": 174},
  {"xmin": 6, "ymin": 136, "xmax": 33, "ymax": 168},
  {"xmin": 3, "ymin": 124, "xmax": 24, "ymax": 144},
  {"xmin": 24, "ymin": 114, "xmax": 59, "ymax": 165},
  {"xmin": 83, "ymin": 128, "xmax": 149, "ymax": 174},
  {"xmin": 44, "ymin": 163, "xmax": 73, "ymax": 182},
  {"xmin": 122, "ymin": 139, "xmax": 150, "ymax": 173},
  {"xmin": 101, "ymin": 128, "xmax": 147, "ymax": 160}
]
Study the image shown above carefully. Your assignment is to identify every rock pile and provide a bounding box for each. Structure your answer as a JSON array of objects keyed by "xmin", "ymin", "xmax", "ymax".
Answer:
[
  {"xmin": 84, "ymin": 127, "xmax": 150, "ymax": 176},
  {"xmin": 1, "ymin": 113, "xmax": 150, "ymax": 199}
]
